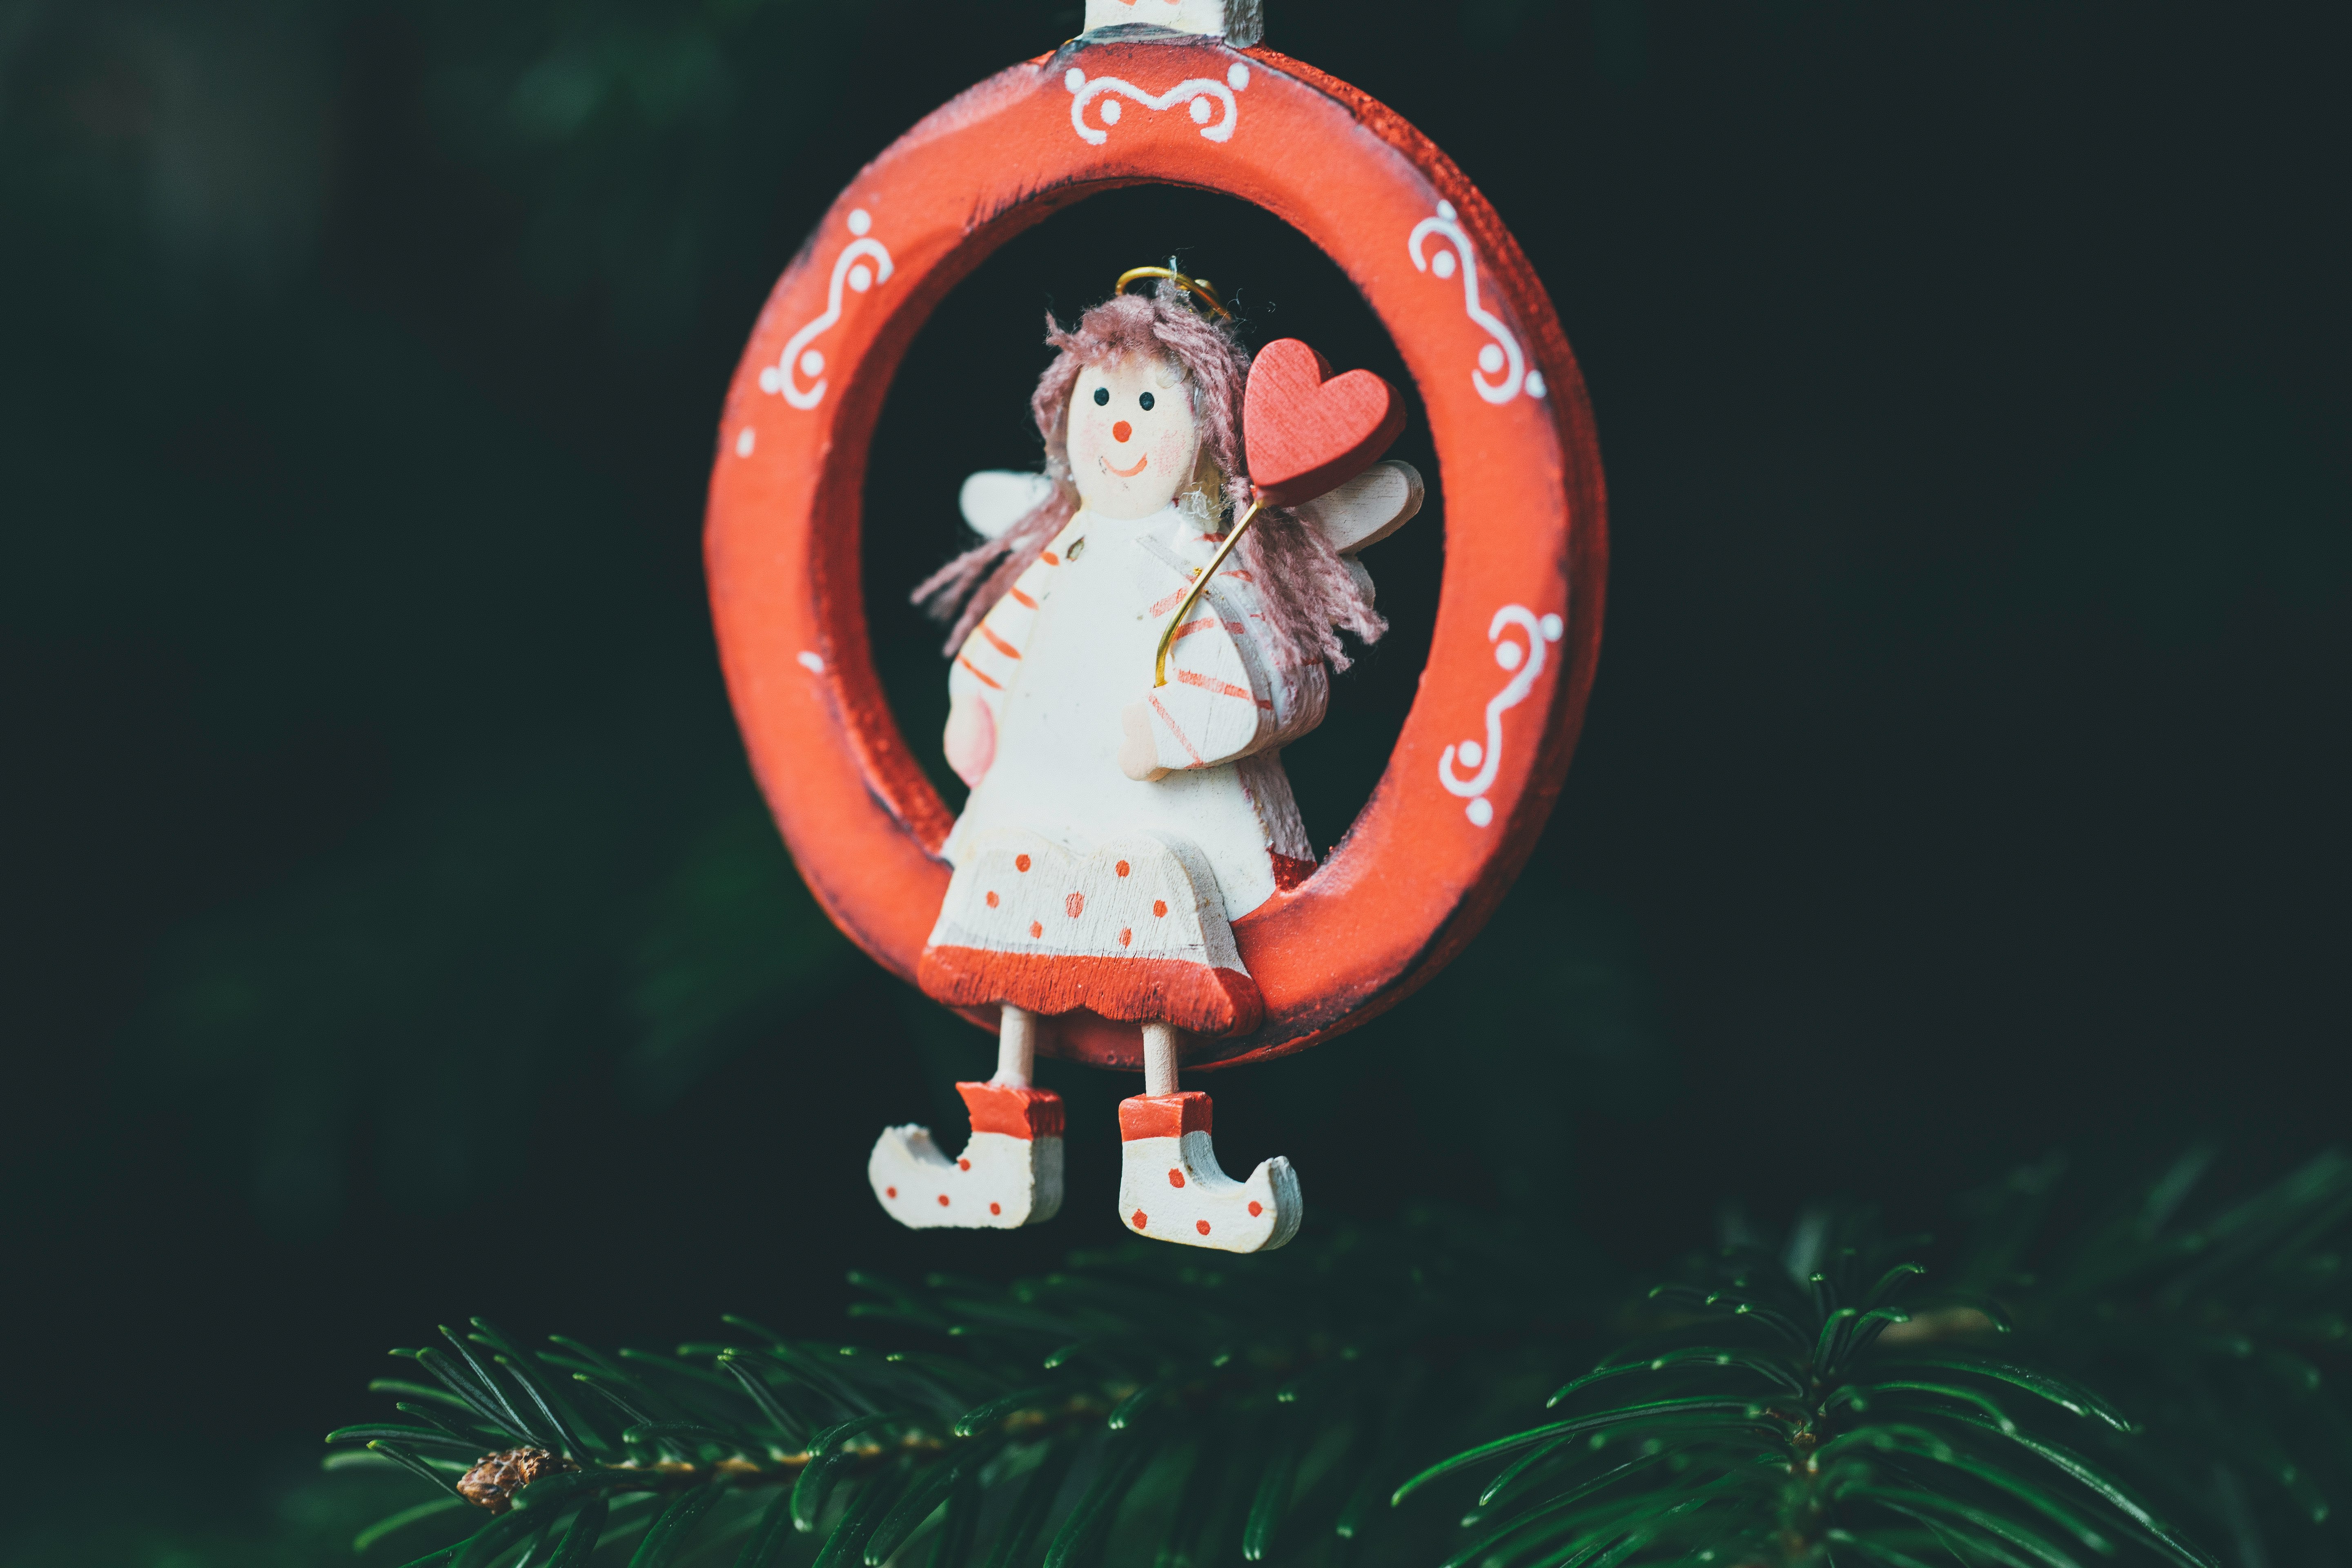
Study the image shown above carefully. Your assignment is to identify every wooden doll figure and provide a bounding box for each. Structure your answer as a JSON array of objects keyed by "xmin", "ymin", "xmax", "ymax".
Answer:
[{"xmin": 866, "ymin": 272, "xmax": 1421, "ymax": 1252}]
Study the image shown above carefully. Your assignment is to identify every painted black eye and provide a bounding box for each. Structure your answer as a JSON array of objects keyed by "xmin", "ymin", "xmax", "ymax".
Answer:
[
  {"xmin": 1138, "ymin": 391, "xmax": 1156, "ymax": 411},
  {"xmin": 1092, "ymin": 387, "xmax": 1110, "ymax": 406}
]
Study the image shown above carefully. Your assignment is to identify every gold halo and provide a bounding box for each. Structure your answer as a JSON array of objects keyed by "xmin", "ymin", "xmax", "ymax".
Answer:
[{"xmin": 1115, "ymin": 265, "xmax": 1232, "ymax": 319}]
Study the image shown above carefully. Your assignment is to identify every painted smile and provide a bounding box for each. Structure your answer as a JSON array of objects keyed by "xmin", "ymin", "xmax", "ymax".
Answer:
[{"xmin": 1102, "ymin": 452, "xmax": 1150, "ymax": 479}]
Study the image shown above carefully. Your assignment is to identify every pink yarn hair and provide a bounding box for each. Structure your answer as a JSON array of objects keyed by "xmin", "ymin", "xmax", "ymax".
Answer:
[{"xmin": 911, "ymin": 280, "xmax": 1384, "ymax": 671}]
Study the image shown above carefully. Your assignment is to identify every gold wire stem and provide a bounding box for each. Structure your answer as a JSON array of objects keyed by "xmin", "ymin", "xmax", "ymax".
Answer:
[
  {"xmin": 1115, "ymin": 265, "xmax": 1232, "ymax": 319},
  {"xmin": 1153, "ymin": 499, "xmax": 1263, "ymax": 688}
]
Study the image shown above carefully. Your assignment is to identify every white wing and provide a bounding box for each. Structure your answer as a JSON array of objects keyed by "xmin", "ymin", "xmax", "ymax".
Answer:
[
  {"xmin": 1290, "ymin": 460, "xmax": 1423, "ymax": 555},
  {"xmin": 959, "ymin": 470, "xmax": 1056, "ymax": 540}
]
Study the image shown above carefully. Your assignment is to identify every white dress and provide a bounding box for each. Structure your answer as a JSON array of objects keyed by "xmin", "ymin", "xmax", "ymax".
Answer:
[{"xmin": 917, "ymin": 501, "xmax": 1327, "ymax": 1035}]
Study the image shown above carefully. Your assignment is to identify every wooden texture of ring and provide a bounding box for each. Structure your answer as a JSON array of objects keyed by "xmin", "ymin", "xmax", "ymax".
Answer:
[{"xmin": 704, "ymin": 34, "xmax": 1608, "ymax": 1071}]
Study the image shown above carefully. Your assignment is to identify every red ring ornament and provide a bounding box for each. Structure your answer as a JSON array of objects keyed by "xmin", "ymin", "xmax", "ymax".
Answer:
[{"xmin": 704, "ymin": 36, "xmax": 1607, "ymax": 1071}]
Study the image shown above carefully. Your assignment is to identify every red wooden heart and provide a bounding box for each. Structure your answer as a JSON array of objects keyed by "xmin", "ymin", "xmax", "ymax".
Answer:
[{"xmin": 1242, "ymin": 338, "xmax": 1408, "ymax": 508}]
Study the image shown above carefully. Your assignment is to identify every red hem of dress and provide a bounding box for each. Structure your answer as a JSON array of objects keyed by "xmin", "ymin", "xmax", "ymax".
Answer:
[{"xmin": 918, "ymin": 946, "xmax": 1264, "ymax": 1038}]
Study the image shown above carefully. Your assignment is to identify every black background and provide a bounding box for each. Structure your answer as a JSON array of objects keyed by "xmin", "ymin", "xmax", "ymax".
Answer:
[{"xmin": 1, "ymin": 2, "xmax": 2344, "ymax": 1557}]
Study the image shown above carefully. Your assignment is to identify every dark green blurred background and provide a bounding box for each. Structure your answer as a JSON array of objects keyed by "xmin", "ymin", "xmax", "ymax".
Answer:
[{"xmin": 2, "ymin": 2, "xmax": 2344, "ymax": 1561}]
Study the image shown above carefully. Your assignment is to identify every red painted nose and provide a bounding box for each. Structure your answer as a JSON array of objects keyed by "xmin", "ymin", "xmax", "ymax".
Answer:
[{"xmin": 1112, "ymin": 420, "xmax": 1133, "ymax": 443}]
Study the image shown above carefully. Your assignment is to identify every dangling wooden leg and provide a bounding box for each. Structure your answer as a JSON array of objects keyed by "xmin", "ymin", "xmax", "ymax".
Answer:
[
  {"xmin": 868, "ymin": 1003, "xmax": 1065, "ymax": 1229},
  {"xmin": 1117, "ymin": 1021, "xmax": 1302, "ymax": 1254},
  {"xmin": 998, "ymin": 1003, "xmax": 1037, "ymax": 1087},
  {"xmin": 1142, "ymin": 1019, "xmax": 1179, "ymax": 1096}
]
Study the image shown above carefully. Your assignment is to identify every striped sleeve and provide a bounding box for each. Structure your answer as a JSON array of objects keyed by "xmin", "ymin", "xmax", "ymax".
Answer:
[
  {"xmin": 1141, "ymin": 575, "xmax": 1327, "ymax": 773},
  {"xmin": 947, "ymin": 526, "xmax": 1072, "ymax": 714}
]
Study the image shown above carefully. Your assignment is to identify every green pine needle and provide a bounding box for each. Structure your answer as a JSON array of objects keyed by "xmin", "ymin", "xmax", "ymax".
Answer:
[{"xmin": 328, "ymin": 1157, "xmax": 2352, "ymax": 1567}]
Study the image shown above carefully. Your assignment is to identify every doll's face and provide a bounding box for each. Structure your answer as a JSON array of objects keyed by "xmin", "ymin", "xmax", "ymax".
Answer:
[{"xmin": 1067, "ymin": 354, "xmax": 1203, "ymax": 520}]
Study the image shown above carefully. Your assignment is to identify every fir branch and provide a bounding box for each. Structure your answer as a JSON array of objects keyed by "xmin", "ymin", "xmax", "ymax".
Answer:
[
  {"xmin": 332, "ymin": 1160, "xmax": 2352, "ymax": 1568},
  {"xmin": 1957, "ymin": 1149, "xmax": 2352, "ymax": 1568},
  {"xmin": 332, "ymin": 1225, "xmax": 1555, "ymax": 1566},
  {"xmin": 1394, "ymin": 1217, "xmax": 2217, "ymax": 1568}
]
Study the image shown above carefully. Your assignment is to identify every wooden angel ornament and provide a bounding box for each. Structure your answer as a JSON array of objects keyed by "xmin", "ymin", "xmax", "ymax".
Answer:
[
  {"xmin": 703, "ymin": 8, "xmax": 1606, "ymax": 1270},
  {"xmin": 865, "ymin": 272, "xmax": 1421, "ymax": 1252}
]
